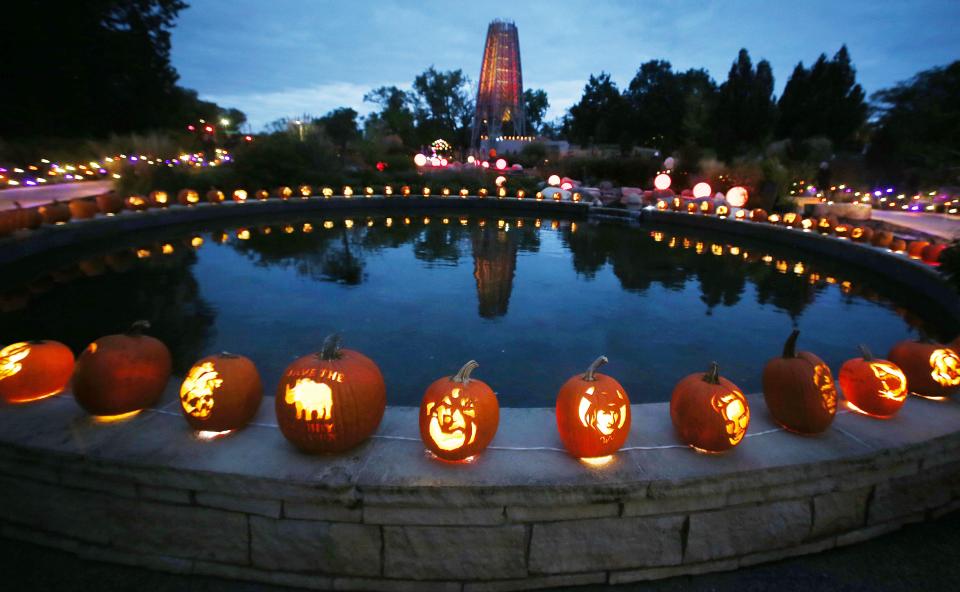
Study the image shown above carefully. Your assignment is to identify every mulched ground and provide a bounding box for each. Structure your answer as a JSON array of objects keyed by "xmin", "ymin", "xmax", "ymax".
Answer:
[{"xmin": 2, "ymin": 511, "xmax": 958, "ymax": 591}]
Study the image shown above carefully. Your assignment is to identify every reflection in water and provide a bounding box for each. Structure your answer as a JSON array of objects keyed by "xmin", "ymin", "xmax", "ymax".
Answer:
[{"xmin": 0, "ymin": 211, "xmax": 955, "ymax": 406}]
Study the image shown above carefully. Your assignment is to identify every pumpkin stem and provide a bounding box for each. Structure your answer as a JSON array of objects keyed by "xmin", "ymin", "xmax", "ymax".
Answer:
[
  {"xmin": 318, "ymin": 334, "xmax": 343, "ymax": 360},
  {"xmin": 453, "ymin": 360, "xmax": 479, "ymax": 383},
  {"xmin": 219, "ymin": 351, "xmax": 239, "ymax": 359},
  {"xmin": 703, "ymin": 361, "xmax": 721, "ymax": 384},
  {"xmin": 583, "ymin": 356, "xmax": 608, "ymax": 381},
  {"xmin": 782, "ymin": 329, "xmax": 800, "ymax": 358},
  {"xmin": 127, "ymin": 320, "xmax": 151, "ymax": 335},
  {"xmin": 858, "ymin": 345, "xmax": 874, "ymax": 361}
]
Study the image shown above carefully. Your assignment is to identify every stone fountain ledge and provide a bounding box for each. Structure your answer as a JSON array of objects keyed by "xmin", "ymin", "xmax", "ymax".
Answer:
[
  {"xmin": 1, "ymin": 197, "xmax": 960, "ymax": 590},
  {"xmin": 1, "ymin": 383, "xmax": 960, "ymax": 591}
]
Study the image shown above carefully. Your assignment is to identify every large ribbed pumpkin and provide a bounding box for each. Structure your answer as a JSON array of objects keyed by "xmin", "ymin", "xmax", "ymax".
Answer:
[
  {"xmin": 419, "ymin": 360, "xmax": 499, "ymax": 462},
  {"xmin": 68, "ymin": 199, "xmax": 100, "ymax": 220},
  {"xmin": 0, "ymin": 340, "xmax": 74, "ymax": 403},
  {"xmin": 750, "ymin": 208, "xmax": 768, "ymax": 222},
  {"xmin": 887, "ymin": 340, "xmax": 960, "ymax": 399},
  {"xmin": 556, "ymin": 356, "xmax": 631, "ymax": 459},
  {"xmin": 276, "ymin": 335, "xmax": 386, "ymax": 453},
  {"xmin": 180, "ymin": 352, "xmax": 262, "ymax": 432},
  {"xmin": 72, "ymin": 321, "xmax": 172, "ymax": 418},
  {"xmin": 670, "ymin": 362, "xmax": 750, "ymax": 453},
  {"xmin": 762, "ymin": 330, "xmax": 837, "ymax": 434},
  {"xmin": 95, "ymin": 191, "xmax": 125, "ymax": 214},
  {"xmin": 871, "ymin": 231, "xmax": 893, "ymax": 248},
  {"xmin": 39, "ymin": 201, "xmax": 71, "ymax": 224},
  {"xmin": 906, "ymin": 240, "xmax": 929, "ymax": 259},
  {"xmin": 839, "ymin": 345, "xmax": 908, "ymax": 418}
]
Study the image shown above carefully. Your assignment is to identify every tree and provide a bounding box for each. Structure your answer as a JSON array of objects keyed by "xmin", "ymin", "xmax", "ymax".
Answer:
[
  {"xmin": 777, "ymin": 46, "xmax": 867, "ymax": 149},
  {"xmin": 410, "ymin": 67, "xmax": 474, "ymax": 147},
  {"xmin": 523, "ymin": 89, "xmax": 549, "ymax": 134},
  {"xmin": 316, "ymin": 107, "xmax": 359, "ymax": 158},
  {"xmin": 363, "ymin": 86, "xmax": 416, "ymax": 146},
  {"xmin": 565, "ymin": 73, "xmax": 629, "ymax": 149},
  {"xmin": 868, "ymin": 61, "xmax": 960, "ymax": 187},
  {"xmin": 714, "ymin": 49, "xmax": 777, "ymax": 160}
]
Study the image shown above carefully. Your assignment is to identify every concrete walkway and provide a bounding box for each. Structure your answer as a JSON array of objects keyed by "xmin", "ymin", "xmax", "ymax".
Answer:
[
  {"xmin": 872, "ymin": 210, "xmax": 960, "ymax": 241},
  {"xmin": 0, "ymin": 180, "xmax": 113, "ymax": 210}
]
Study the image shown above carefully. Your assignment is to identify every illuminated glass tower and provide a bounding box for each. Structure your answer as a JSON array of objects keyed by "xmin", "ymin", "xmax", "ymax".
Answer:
[{"xmin": 471, "ymin": 20, "xmax": 526, "ymax": 149}]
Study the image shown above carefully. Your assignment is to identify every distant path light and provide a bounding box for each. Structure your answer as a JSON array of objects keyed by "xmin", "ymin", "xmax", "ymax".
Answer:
[
  {"xmin": 654, "ymin": 173, "xmax": 671, "ymax": 191},
  {"xmin": 414, "ymin": 154, "xmax": 428, "ymax": 167},
  {"xmin": 693, "ymin": 182, "xmax": 712, "ymax": 199},
  {"xmin": 726, "ymin": 186, "xmax": 749, "ymax": 208}
]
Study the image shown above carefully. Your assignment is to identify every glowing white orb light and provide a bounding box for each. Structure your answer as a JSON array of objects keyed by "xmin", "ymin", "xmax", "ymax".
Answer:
[
  {"xmin": 726, "ymin": 186, "xmax": 749, "ymax": 208},
  {"xmin": 693, "ymin": 182, "xmax": 712, "ymax": 199},
  {"xmin": 495, "ymin": 175, "xmax": 507, "ymax": 186},
  {"xmin": 560, "ymin": 181, "xmax": 573, "ymax": 190},
  {"xmin": 467, "ymin": 155, "xmax": 476, "ymax": 164},
  {"xmin": 547, "ymin": 174, "xmax": 561, "ymax": 186},
  {"xmin": 495, "ymin": 158, "xmax": 507, "ymax": 170},
  {"xmin": 654, "ymin": 173, "xmax": 672, "ymax": 191},
  {"xmin": 414, "ymin": 153, "xmax": 428, "ymax": 167}
]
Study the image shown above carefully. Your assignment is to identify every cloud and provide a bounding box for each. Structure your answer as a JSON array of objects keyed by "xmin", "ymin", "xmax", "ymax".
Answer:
[{"xmin": 203, "ymin": 82, "xmax": 403, "ymax": 131}]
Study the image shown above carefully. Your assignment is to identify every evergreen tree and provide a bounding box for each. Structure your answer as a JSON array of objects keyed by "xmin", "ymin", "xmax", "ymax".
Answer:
[
  {"xmin": 523, "ymin": 89, "xmax": 550, "ymax": 134},
  {"xmin": 565, "ymin": 73, "xmax": 629, "ymax": 148},
  {"xmin": 714, "ymin": 49, "xmax": 777, "ymax": 160}
]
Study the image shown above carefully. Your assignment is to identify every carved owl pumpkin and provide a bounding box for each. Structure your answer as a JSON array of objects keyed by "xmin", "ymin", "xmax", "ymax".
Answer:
[
  {"xmin": 72, "ymin": 321, "xmax": 172, "ymax": 418},
  {"xmin": 275, "ymin": 335, "xmax": 386, "ymax": 453},
  {"xmin": 419, "ymin": 361, "xmax": 499, "ymax": 462},
  {"xmin": 0, "ymin": 340, "xmax": 74, "ymax": 404},
  {"xmin": 888, "ymin": 340, "xmax": 960, "ymax": 399},
  {"xmin": 671, "ymin": 362, "xmax": 750, "ymax": 453},
  {"xmin": 839, "ymin": 345, "xmax": 908, "ymax": 418},
  {"xmin": 180, "ymin": 352, "xmax": 263, "ymax": 432},
  {"xmin": 762, "ymin": 330, "xmax": 837, "ymax": 434},
  {"xmin": 555, "ymin": 356, "xmax": 631, "ymax": 459}
]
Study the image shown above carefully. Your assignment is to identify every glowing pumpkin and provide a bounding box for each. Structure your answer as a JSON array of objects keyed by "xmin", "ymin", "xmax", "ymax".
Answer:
[
  {"xmin": 255, "ymin": 189, "xmax": 270, "ymax": 200},
  {"xmin": 419, "ymin": 361, "xmax": 499, "ymax": 462},
  {"xmin": 762, "ymin": 330, "xmax": 837, "ymax": 434},
  {"xmin": 887, "ymin": 340, "xmax": 960, "ymax": 399},
  {"xmin": 715, "ymin": 205, "xmax": 729, "ymax": 218},
  {"xmin": 125, "ymin": 195, "xmax": 149, "ymax": 211},
  {"xmin": 670, "ymin": 362, "xmax": 750, "ymax": 453},
  {"xmin": 782, "ymin": 212, "xmax": 800, "ymax": 228},
  {"xmin": 231, "ymin": 189, "xmax": 248, "ymax": 202},
  {"xmin": 177, "ymin": 189, "xmax": 200, "ymax": 205},
  {"xmin": 817, "ymin": 216, "xmax": 835, "ymax": 235},
  {"xmin": 834, "ymin": 224, "xmax": 850, "ymax": 239},
  {"xmin": 72, "ymin": 321, "xmax": 172, "ymax": 418},
  {"xmin": 556, "ymin": 356, "xmax": 631, "ymax": 460},
  {"xmin": 906, "ymin": 241, "xmax": 929, "ymax": 259},
  {"xmin": 274, "ymin": 186, "xmax": 293, "ymax": 199},
  {"xmin": 889, "ymin": 238, "xmax": 907, "ymax": 253},
  {"xmin": 180, "ymin": 352, "xmax": 263, "ymax": 433},
  {"xmin": 839, "ymin": 345, "xmax": 907, "ymax": 418},
  {"xmin": 922, "ymin": 243, "xmax": 946, "ymax": 264},
  {"xmin": 206, "ymin": 189, "xmax": 225, "ymax": 203},
  {"xmin": 276, "ymin": 335, "xmax": 386, "ymax": 453},
  {"xmin": 0, "ymin": 340, "xmax": 74, "ymax": 404},
  {"xmin": 871, "ymin": 231, "xmax": 893, "ymax": 248},
  {"xmin": 750, "ymin": 208, "xmax": 768, "ymax": 222},
  {"xmin": 850, "ymin": 226, "xmax": 873, "ymax": 243},
  {"xmin": 149, "ymin": 190, "xmax": 170, "ymax": 207},
  {"xmin": 699, "ymin": 200, "xmax": 714, "ymax": 215}
]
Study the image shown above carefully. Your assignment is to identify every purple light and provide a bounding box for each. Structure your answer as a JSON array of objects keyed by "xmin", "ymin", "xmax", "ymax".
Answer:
[
  {"xmin": 130, "ymin": 156, "xmax": 138, "ymax": 162},
  {"xmin": 886, "ymin": 188, "xmax": 893, "ymax": 193},
  {"xmin": 98, "ymin": 168, "xmax": 107, "ymax": 174},
  {"xmin": 25, "ymin": 180, "xmax": 36, "ymax": 186}
]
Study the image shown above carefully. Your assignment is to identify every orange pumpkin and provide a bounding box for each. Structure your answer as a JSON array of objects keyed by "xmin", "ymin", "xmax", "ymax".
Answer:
[
  {"xmin": 906, "ymin": 240, "xmax": 929, "ymax": 259},
  {"xmin": 180, "ymin": 352, "xmax": 262, "ymax": 432},
  {"xmin": 125, "ymin": 195, "xmax": 150, "ymax": 211},
  {"xmin": 887, "ymin": 340, "xmax": 960, "ymax": 399},
  {"xmin": 149, "ymin": 190, "xmax": 170, "ymax": 207},
  {"xmin": 781, "ymin": 212, "xmax": 800, "ymax": 227},
  {"xmin": 206, "ymin": 189, "xmax": 225, "ymax": 203},
  {"xmin": 0, "ymin": 340, "xmax": 74, "ymax": 404},
  {"xmin": 817, "ymin": 216, "xmax": 836, "ymax": 235},
  {"xmin": 922, "ymin": 243, "xmax": 947, "ymax": 264},
  {"xmin": 670, "ymin": 362, "xmax": 750, "ymax": 453},
  {"xmin": 68, "ymin": 198, "xmax": 100, "ymax": 220},
  {"xmin": 274, "ymin": 186, "xmax": 293, "ymax": 199},
  {"xmin": 762, "ymin": 330, "xmax": 837, "ymax": 434},
  {"xmin": 177, "ymin": 189, "xmax": 201, "ymax": 205},
  {"xmin": 871, "ymin": 231, "xmax": 893, "ymax": 248},
  {"xmin": 231, "ymin": 189, "xmax": 248, "ymax": 202},
  {"xmin": 255, "ymin": 189, "xmax": 270, "ymax": 200},
  {"xmin": 889, "ymin": 238, "xmax": 907, "ymax": 253},
  {"xmin": 839, "ymin": 345, "xmax": 908, "ymax": 418},
  {"xmin": 276, "ymin": 335, "xmax": 386, "ymax": 453},
  {"xmin": 850, "ymin": 226, "xmax": 873, "ymax": 243},
  {"xmin": 699, "ymin": 201, "xmax": 714, "ymax": 215},
  {"xmin": 556, "ymin": 356, "xmax": 631, "ymax": 459},
  {"xmin": 39, "ymin": 201, "xmax": 71, "ymax": 224},
  {"xmin": 72, "ymin": 321, "xmax": 172, "ymax": 418},
  {"xmin": 96, "ymin": 191, "xmax": 125, "ymax": 214},
  {"xmin": 750, "ymin": 208, "xmax": 768, "ymax": 222},
  {"xmin": 834, "ymin": 224, "xmax": 850, "ymax": 239},
  {"xmin": 419, "ymin": 360, "xmax": 499, "ymax": 462}
]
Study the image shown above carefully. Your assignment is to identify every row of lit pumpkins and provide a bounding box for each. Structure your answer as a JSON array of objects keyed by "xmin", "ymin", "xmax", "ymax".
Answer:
[
  {"xmin": 653, "ymin": 200, "xmax": 948, "ymax": 265},
  {"xmin": 2, "ymin": 327, "xmax": 959, "ymax": 462},
  {"xmin": 0, "ymin": 184, "xmax": 566, "ymax": 237}
]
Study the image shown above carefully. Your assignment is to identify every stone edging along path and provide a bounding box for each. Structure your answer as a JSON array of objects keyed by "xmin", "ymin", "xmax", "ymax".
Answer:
[{"xmin": 1, "ymin": 197, "xmax": 960, "ymax": 591}]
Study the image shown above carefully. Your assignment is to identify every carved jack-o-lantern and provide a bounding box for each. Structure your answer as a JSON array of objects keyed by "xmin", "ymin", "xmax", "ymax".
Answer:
[
  {"xmin": 0, "ymin": 340, "xmax": 74, "ymax": 404},
  {"xmin": 750, "ymin": 208, "xmax": 768, "ymax": 222},
  {"xmin": 177, "ymin": 189, "xmax": 200, "ymax": 205},
  {"xmin": 72, "ymin": 321, "xmax": 172, "ymax": 419},
  {"xmin": 419, "ymin": 361, "xmax": 499, "ymax": 462},
  {"xmin": 670, "ymin": 362, "xmax": 750, "ymax": 453},
  {"xmin": 762, "ymin": 330, "xmax": 837, "ymax": 434},
  {"xmin": 888, "ymin": 340, "xmax": 960, "ymax": 399},
  {"xmin": 275, "ymin": 335, "xmax": 386, "ymax": 453},
  {"xmin": 839, "ymin": 345, "xmax": 908, "ymax": 418},
  {"xmin": 180, "ymin": 352, "xmax": 263, "ymax": 432},
  {"xmin": 851, "ymin": 226, "xmax": 873, "ymax": 243},
  {"xmin": 556, "ymin": 356, "xmax": 631, "ymax": 460}
]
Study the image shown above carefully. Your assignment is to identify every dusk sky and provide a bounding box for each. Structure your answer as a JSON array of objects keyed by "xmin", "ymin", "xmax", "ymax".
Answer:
[{"xmin": 171, "ymin": 1, "xmax": 960, "ymax": 131}]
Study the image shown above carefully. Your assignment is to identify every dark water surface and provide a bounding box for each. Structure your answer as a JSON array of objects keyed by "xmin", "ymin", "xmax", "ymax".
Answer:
[{"xmin": 2, "ymin": 209, "xmax": 955, "ymax": 406}]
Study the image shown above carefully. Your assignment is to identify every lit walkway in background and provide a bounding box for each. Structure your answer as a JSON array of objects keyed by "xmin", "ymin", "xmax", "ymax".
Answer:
[
  {"xmin": 0, "ymin": 180, "xmax": 113, "ymax": 210},
  {"xmin": 872, "ymin": 210, "xmax": 960, "ymax": 241}
]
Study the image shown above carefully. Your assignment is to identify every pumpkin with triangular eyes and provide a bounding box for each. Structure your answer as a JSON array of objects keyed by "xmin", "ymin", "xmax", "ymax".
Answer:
[
  {"xmin": 556, "ymin": 356, "xmax": 631, "ymax": 459},
  {"xmin": 419, "ymin": 361, "xmax": 499, "ymax": 462}
]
